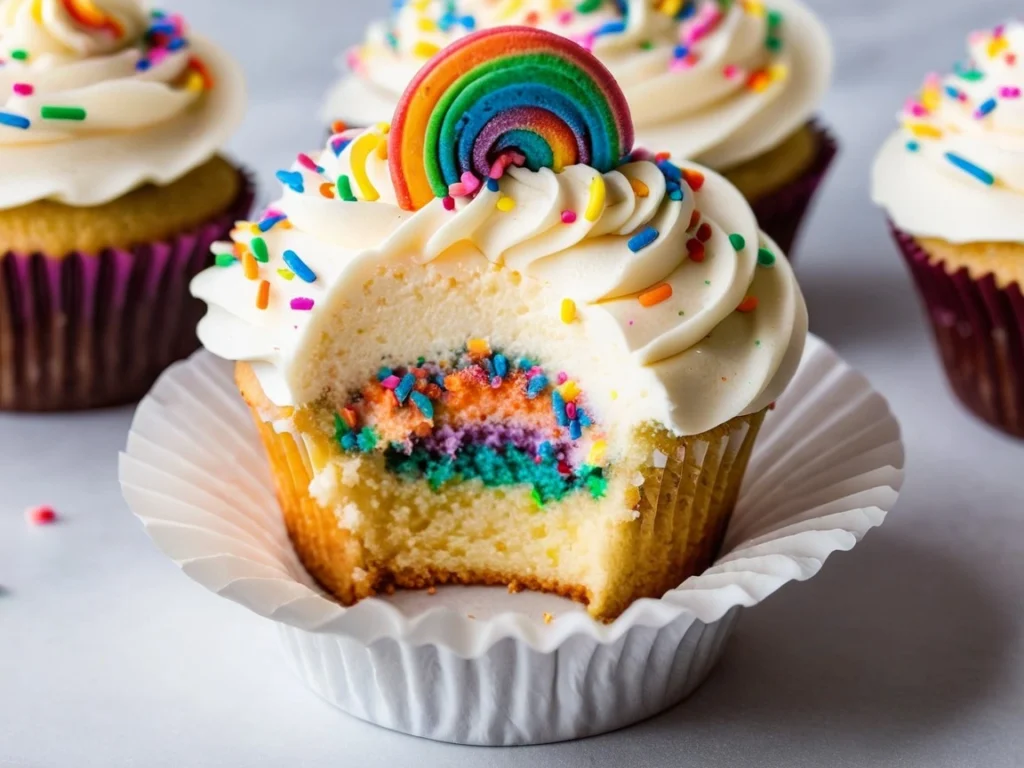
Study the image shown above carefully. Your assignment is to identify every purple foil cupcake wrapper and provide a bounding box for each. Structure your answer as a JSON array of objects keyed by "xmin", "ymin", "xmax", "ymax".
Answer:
[
  {"xmin": 748, "ymin": 120, "xmax": 838, "ymax": 260},
  {"xmin": 892, "ymin": 223, "xmax": 1024, "ymax": 438},
  {"xmin": 0, "ymin": 170, "xmax": 254, "ymax": 412}
]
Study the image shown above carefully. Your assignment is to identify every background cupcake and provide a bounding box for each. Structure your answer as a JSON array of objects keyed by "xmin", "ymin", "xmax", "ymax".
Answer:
[
  {"xmin": 0, "ymin": 0, "xmax": 249, "ymax": 411},
  {"xmin": 323, "ymin": 0, "xmax": 836, "ymax": 256},
  {"xmin": 873, "ymin": 20, "xmax": 1024, "ymax": 438}
]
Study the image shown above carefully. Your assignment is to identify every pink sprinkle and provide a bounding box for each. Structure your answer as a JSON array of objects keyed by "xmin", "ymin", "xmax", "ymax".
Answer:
[
  {"xmin": 490, "ymin": 376, "xmax": 502, "ymax": 389},
  {"xmin": 1000, "ymin": 86, "xmax": 1021, "ymax": 99},
  {"xmin": 566, "ymin": 402, "xmax": 577, "ymax": 420},
  {"xmin": 12, "ymin": 83, "xmax": 33, "ymax": 96},
  {"xmin": 561, "ymin": 210, "xmax": 577, "ymax": 224},
  {"xmin": 381, "ymin": 375, "xmax": 401, "ymax": 390},
  {"xmin": 556, "ymin": 372, "xmax": 568, "ymax": 385},
  {"xmin": 905, "ymin": 99, "xmax": 928, "ymax": 117},
  {"xmin": 528, "ymin": 366, "xmax": 544, "ymax": 377},
  {"xmin": 448, "ymin": 182, "xmax": 468, "ymax": 197},
  {"xmin": 629, "ymin": 320, "xmax": 635, "ymax": 326},
  {"xmin": 297, "ymin": 153, "xmax": 319, "ymax": 172},
  {"xmin": 671, "ymin": 53, "xmax": 700, "ymax": 72},
  {"xmin": 290, "ymin": 297, "xmax": 314, "ymax": 311},
  {"xmin": 461, "ymin": 171, "xmax": 481, "ymax": 195},
  {"xmin": 25, "ymin": 505, "xmax": 57, "ymax": 526},
  {"xmin": 442, "ymin": 196, "xmax": 455, "ymax": 211},
  {"xmin": 556, "ymin": 10, "xmax": 573, "ymax": 25},
  {"xmin": 149, "ymin": 48, "xmax": 168, "ymax": 67},
  {"xmin": 723, "ymin": 65, "xmax": 742, "ymax": 80}
]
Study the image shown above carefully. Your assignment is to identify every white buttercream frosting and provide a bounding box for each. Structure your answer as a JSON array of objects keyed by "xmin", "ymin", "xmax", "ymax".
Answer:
[
  {"xmin": 873, "ymin": 20, "xmax": 1024, "ymax": 244},
  {"xmin": 0, "ymin": 0, "xmax": 246, "ymax": 207},
  {"xmin": 191, "ymin": 125, "xmax": 806, "ymax": 439},
  {"xmin": 323, "ymin": 0, "xmax": 832, "ymax": 169}
]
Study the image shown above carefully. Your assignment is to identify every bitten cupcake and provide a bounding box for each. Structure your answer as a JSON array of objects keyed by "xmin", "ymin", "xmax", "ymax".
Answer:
[
  {"xmin": 873, "ymin": 21, "xmax": 1024, "ymax": 438},
  {"xmin": 195, "ymin": 27, "xmax": 806, "ymax": 620},
  {"xmin": 323, "ymin": 0, "xmax": 836, "ymax": 256},
  {"xmin": 0, "ymin": 0, "xmax": 249, "ymax": 411}
]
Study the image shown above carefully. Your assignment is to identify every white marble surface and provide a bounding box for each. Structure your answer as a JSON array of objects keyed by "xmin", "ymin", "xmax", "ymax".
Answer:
[{"xmin": 2, "ymin": 1, "xmax": 1023, "ymax": 766}]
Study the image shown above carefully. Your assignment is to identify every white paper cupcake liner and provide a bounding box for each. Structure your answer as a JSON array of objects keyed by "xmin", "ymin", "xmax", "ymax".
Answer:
[{"xmin": 118, "ymin": 335, "xmax": 904, "ymax": 746}]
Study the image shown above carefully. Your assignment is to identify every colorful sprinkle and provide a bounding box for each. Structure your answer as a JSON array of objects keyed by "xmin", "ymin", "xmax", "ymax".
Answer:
[
  {"xmin": 395, "ymin": 373, "xmax": 417, "ymax": 404},
  {"xmin": 40, "ymin": 106, "xmax": 87, "ymax": 121},
  {"xmin": 737, "ymin": 295, "xmax": 759, "ymax": 313},
  {"xmin": 290, "ymin": 297, "xmax": 315, "ymax": 311},
  {"xmin": 282, "ymin": 250, "xmax": 316, "ymax": 283},
  {"xmin": 0, "ymin": 112, "xmax": 30, "ymax": 129},
  {"xmin": 945, "ymin": 152, "xmax": 996, "ymax": 185},
  {"xmin": 585, "ymin": 175, "xmax": 606, "ymax": 221},
  {"xmin": 560, "ymin": 298, "xmax": 577, "ymax": 324},
  {"xmin": 250, "ymin": 237, "xmax": 270, "ymax": 263},
  {"xmin": 561, "ymin": 209, "xmax": 577, "ymax": 224},
  {"xmin": 627, "ymin": 226, "xmax": 659, "ymax": 253},
  {"xmin": 639, "ymin": 283, "xmax": 673, "ymax": 307},
  {"xmin": 729, "ymin": 233, "xmax": 746, "ymax": 251},
  {"xmin": 757, "ymin": 248, "xmax": 777, "ymax": 267},
  {"xmin": 256, "ymin": 280, "xmax": 271, "ymax": 310},
  {"xmin": 25, "ymin": 505, "xmax": 57, "ymax": 526},
  {"xmin": 410, "ymin": 391, "xmax": 435, "ymax": 420},
  {"xmin": 12, "ymin": 83, "xmax": 33, "ymax": 96}
]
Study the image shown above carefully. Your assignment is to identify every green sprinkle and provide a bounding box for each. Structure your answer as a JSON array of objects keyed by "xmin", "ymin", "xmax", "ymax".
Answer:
[
  {"xmin": 40, "ymin": 106, "xmax": 86, "ymax": 121},
  {"xmin": 576, "ymin": 0, "xmax": 601, "ymax": 12},
  {"xmin": 755, "ymin": 339, "xmax": 762, "ymax": 347},
  {"xmin": 767, "ymin": 10, "xmax": 783, "ymax": 28},
  {"xmin": 704, "ymin": 280, "xmax": 711, "ymax": 286},
  {"xmin": 336, "ymin": 174, "xmax": 357, "ymax": 202},
  {"xmin": 214, "ymin": 252, "xmax": 236, "ymax": 267},
  {"xmin": 640, "ymin": 40, "xmax": 654, "ymax": 50},
  {"xmin": 416, "ymin": 356, "xmax": 426, "ymax": 367},
  {"xmin": 765, "ymin": 36, "xmax": 782, "ymax": 52},
  {"xmin": 678, "ymin": 310, "xmax": 685, "ymax": 316},
  {"xmin": 757, "ymin": 247, "xmax": 777, "ymax": 268},
  {"xmin": 728, "ymin": 233, "xmax": 746, "ymax": 251},
  {"xmin": 10, "ymin": 49, "xmax": 28, "ymax": 61},
  {"xmin": 251, "ymin": 237, "xmax": 269, "ymax": 263},
  {"xmin": 531, "ymin": 488, "xmax": 544, "ymax": 508},
  {"xmin": 357, "ymin": 427, "xmax": 378, "ymax": 453},
  {"xmin": 334, "ymin": 413, "xmax": 350, "ymax": 440}
]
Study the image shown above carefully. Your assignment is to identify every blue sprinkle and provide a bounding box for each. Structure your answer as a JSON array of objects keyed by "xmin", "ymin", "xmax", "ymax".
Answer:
[
  {"xmin": 976, "ymin": 97, "xmax": 997, "ymax": 118},
  {"xmin": 167, "ymin": 37, "xmax": 187, "ymax": 51},
  {"xmin": 493, "ymin": 354, "xmax": 509, "ymax": 379},
  {"xmin": 593, "ymin": 20, "xmax": 627, "ymax": 37},
  {"xmin": 527, "ymin": 375, "xmax": 548, "ymax": 399},
  {"xmin": 276, "ymin": 170, "xmax": 305, "ymax": 193},
  {"xmin": 385, "ymin": 32, "xmax": 399, "ymax": 49},
  {"xmin": 518, "ymin": 357, "xmax": 536, "ymax": 370},
  {"xmin": 552, "ymin": 391, "xmax": 569, "ymax": 427},
  {"xmin": 673, "ymin": 44, "xmax": 690, "ymax": 59},
  {"xmin": 577, "ymin": 408, "xmax": 593, "ymax": 427},
  {"xmin": 395, "ymin": 373, "xmax": 416, "ymax": 404},
  {"xmin": 438, "ymin": 13, "xmax": 455, "ymax": 31},
  {"xmin": 538, "ymin": 442, "xmax": 554, "ymax": 460},
  {"xmin": 135, "ymin": 59, "xmax": 152, "ymax": 72},
  {"xmin": 944, "ymin": 152, "xmax": 995, "ymax": 186},
  {"xmin": 410, "ymin": 391, "xmax": 434, "ymax": 420},
  {"xmin": 657, "ymin": 160, "xmax": 682, "ymax": 182},
  {"xmin": 331, "ymin": 137, "xmax": 351, "ymax": 157},
  {"xmin": 377, "ymin": 367, "xmax": 393, "ymax": 381},
  {"xmin": 486, "ymin": 178, "xmax": 500, "ymax": 192},
  {"xmin": 341, "ymin": 432, "xmax": 358, "ymax": 452},
  {"xmin": 669, "ymin": 190, "xmax": 684, "ymax": 201},
  {"xmin": 628, "ymin": 226, "xmax": 660, "ymax": 253},
  {"xmin": 569, "ymin": 420, "xmax": 582, "ymax": 440},
  {"xmin": 258, "ymin": 214, "xmax": 287, "ymax": 232},
  {"xmin": 283, "ymin": 249, "xmax": 317, "ymax": 283},
  {"xmin": 0, "ymin": 112, "xmax": 30, "ymax": 130},
  {"xmin": 148, "ymin": 21, "xmax": 176, "ymax": 35},
  {"xmin": 944, "ymin": 85, "xmax": 961, "ymax": 100},
  {"xmin": 459, "ymin": 15, "xmax": 476, "ymax": 30},
  {"xmin": 906, "ymin": 140, "xmax": 920, "ymax": 152},
  {"xmin": 433, "ymin": 375, "xmax": 447, "ymax": 391}
]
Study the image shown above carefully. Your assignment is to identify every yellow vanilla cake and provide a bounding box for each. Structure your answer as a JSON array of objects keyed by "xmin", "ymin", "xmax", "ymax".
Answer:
[{"xmin": 191, "ymin": 27, "xmax": 807, "ymax": 619}]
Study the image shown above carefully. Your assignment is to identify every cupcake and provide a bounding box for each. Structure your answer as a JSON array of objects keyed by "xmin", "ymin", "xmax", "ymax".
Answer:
[
  {"xmin": 323, "ymin": 0, "xmax": 836, "ymax": 257},
  {"xmin": 873, "ymin": 21, "xmax": 1024, "ymax": 438},
  {"xmin": 0, "ymin": 0, "xmax": 249, "ymax": 411},
  {"xmin": 195, "ymin": 27, "xmax": 807, "ymax": 620}
]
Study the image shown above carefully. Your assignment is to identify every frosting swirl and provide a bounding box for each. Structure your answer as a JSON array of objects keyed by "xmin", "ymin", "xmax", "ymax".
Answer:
[
  {"xmin": 324, "ymin": 0, "xmax": 832, "ymax": 169},
  {"xmin": 873, "ymin": 21, "xmax": 1024, "ymax": 243},
  {"xmin": 191, "ymin": 126, "xmax": 806, "ymax": 437},
  {"xmin": 0, "ymin": 1, "xmax": 246, "ymax": 207}
]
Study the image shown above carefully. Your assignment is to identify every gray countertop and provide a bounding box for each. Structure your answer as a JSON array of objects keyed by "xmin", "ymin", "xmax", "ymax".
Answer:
[{"xmin": 2, "ymin": 1, "xmax": 1023, "ymax": 766}]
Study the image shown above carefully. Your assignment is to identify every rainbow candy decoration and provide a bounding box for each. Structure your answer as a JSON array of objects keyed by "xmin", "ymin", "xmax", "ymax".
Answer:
[
  {"xmin": 60, "ymin": 0, "xmax": 125, "ymax": 38},
  {"xmin": 388, "ymin": 26, "xmax": 634, "ymax": 211}
]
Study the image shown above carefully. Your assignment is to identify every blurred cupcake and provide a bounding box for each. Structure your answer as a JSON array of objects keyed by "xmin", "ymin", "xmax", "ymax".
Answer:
[
  {"xmin": 0, "ymin": 0, "xmax": 249, "ymax": 411},
  {"xmin": 323, "ymin": 0, "xmax": 836, "ymax": 256},
  {"xmin": 873, "ymin": 21, "xmax": 1024, "ymax": 438},
  {"xmin": 195, "ymin": 27, "xmax": 807, "ymax": 620}
]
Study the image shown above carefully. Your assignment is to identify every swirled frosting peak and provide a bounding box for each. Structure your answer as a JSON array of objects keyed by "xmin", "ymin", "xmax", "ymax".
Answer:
[
  {"xmin": 873, "ymin": 20, "xmax": 1024, "ymax": 243},
  {"xmin": 191, "ymin": 124, "xmax": 807, "ymax": 438},
  {"xmin": 0, "ymin": 1, "xmax": 246, "ymax": 207},
  {"xmin": 324, "ymin": 0, "xmax": 832, "ymax": 170}
]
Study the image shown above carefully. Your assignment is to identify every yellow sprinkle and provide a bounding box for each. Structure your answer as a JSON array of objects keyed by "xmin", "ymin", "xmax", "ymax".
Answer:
[
  {"xmin": 497, "ymin": 0, "xmax": 524, "ymax": 20},
  {"xmin": 496, "ymin": 195, "xmax": 516, "ymax": 212},
  {"xmin": 467, "ymin": 338, "xmax": 491, "ymax": 356},
  {"xmin": 906, "ymin": 122, "xmax": 943, "ymax": 139},
  {"xmin": 184, "ymin": 71, "xmax": 205, "ymax": 93},
  {"xmin": 610, "ymin": 390, "xmax": 619, "ymax": 401},
  {"xmin": 376, "ymin": 141, "xmax": 389, "ymax": 160},
  {"xmin": 587, "ymin": 439, "xmax": 608, "ymax": 466},
  {"xmin": 768, "ymin": 63, "xmax": 789, "ymax": 82},
  {"xmin": 31, "ymin": 0, "xmax": 42, "ymax": 22},
  {"xmin": 742, "ymin": 0, "xmax": 765, "ymax": 15},
  {"xmin": 376, "ymin": 122, "xmax": 391, "ymax": 135},
  {"xmin": 417, "ymin": 17, "xmax": 437, "ymax": 32},
  {"xmin": 556, "ymin": 381, "xmax": 581, "ymax": 402},
  {"xmin": 988, "ymin": 35, "xmax": 1009, "ymax": 58},
  {"xmin": 921, "ymin": 85, "xmax": 941, "ymax": 112},
  {"xmin": 413, "ymin": 41, "xmax": 441, "ymax": 58},
  {"xmin": 277, "ymin": 268, "xmax": 296, "ymax": 281},
  {"xmin": 560, "ymin": 298, "xmax": 576, "ymax": 324},
  {"xmin": 629, "ymin": 178, "xmax": 649, "ymax": 198},
  {"xmin": 658, "ymin": 0, "xmax": 684, "ymax": 15},
  {"xmin": 543, "ymin": 612, "xmax": 554, "ymax": 625},
  {"xmin": 349, "ymin": 132, "xmax": 383, "ymax": 202},
  {"xmin": 585, "ymin": 175, "xmax": 606, "ymax": 222},
  {"xmin": 248, "ymin": 223, "xmax": 261, "ymax": 235}
]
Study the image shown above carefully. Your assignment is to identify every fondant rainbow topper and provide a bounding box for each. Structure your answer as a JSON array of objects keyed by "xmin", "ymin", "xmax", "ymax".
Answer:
[{"xmin": 388, "ymin": 26, "xmax": 635, "ymax": 212}]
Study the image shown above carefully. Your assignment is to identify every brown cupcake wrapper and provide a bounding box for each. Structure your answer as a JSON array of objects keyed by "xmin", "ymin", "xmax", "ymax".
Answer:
[
  {"xmin": 748, "ymin": 120, "xmax": 838, "ymax": 259},
  {"xmin": 891, "ymin": 222, "xmax": 1024, "ymax": 438},
  {"xmin": 237, "ymin": 362, "xmax": 766, "ymax": 620},
  {"xmin": 0, "ymin": 169, "xmax": 255, "ymax": 412}
]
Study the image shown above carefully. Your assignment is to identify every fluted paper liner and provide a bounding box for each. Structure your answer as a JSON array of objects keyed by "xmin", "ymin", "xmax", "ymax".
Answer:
[
  {"xmin": 0, "ymin": 171, "xmax": 254, "ymax": 412},
  {"xmin": 119, "ymin": 335, "xmax": 903, "ymax": 745},
  {"xmin": 892, "ymin": 223, "xmax": 1024, "ymax": 438}
]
